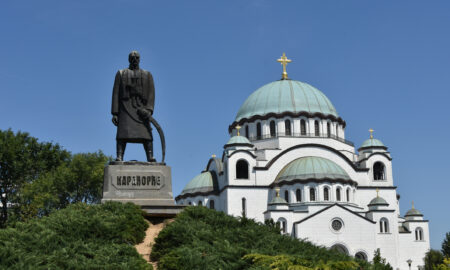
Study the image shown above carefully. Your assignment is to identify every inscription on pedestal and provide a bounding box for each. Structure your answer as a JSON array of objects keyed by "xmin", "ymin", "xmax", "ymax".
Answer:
[{"xmin": 112, "ymin": 172, "xmax": 164, "ymax": 190}]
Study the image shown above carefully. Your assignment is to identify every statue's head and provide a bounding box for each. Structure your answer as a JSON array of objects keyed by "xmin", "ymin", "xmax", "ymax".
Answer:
[{"xmin": 128, "ymin": 51, "xmax": 140, "ymax": 69}]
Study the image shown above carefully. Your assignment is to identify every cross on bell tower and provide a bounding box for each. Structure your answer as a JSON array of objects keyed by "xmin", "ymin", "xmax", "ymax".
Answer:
[{"xmin": 277, "ymin": 52, "xmax": 292, "ymax": 80}]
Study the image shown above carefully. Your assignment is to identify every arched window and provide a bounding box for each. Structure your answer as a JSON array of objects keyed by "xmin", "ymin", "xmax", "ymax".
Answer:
[
  {"xmin": 270, "ymin": 121, "xmax": 276, "ymax": 137},
  {"xmin": 300, "ymin": 119, "xmax": 306, "ymax": 135},
  {"xmin": 415, "ymin": 227, "xmax": 424, "ymax": 241},
  {"xmin": 296, "ymin": 189, "xmax": 301, "ymax": 202},
  {"xmin": 336, "ymin": 188, "xmax": 341, "ymax": 201},
  {"xmin": 209, "ymin": 199, "xmax": 215, "ymax": 210},
  {"xmin": 373, "ymin": 162, "xmax": 386, "ymax": 180},
  {"xmin": 346, "ymin": 188, "xmax": 350, "ymax": 202},
  {"xmin": 242, "ymin": 198, "xmax": 246, "ymax": 216},
  {"xmin": 256, "ymin": 123, "xmax": 262, "ymax": 139},
  {"xmin": 285, "ymin": 120, "xmax": 291, "ymax": 136},
  {"xmin": 309, "ymin": 188, "xmax": 316, "ymax": 201},
  {"xmin": 314, "ymin": 120, "xmax": 320, "ymax": 136},
  {"xmin": 277, "ymin": 218, "xmax": 287, "ymax": 233},
  {"xmin": 236, "ymin": 160, "xmax": 249, "ymax": 179},
  {"xmin": 324, "ymin": 187, "xmax": 330, "ymax": 201},
  {"xmin": 188, "ymin": 201, "xmax": 192, "ymax": 205},
  {"xmin": 284, "ymin": 190, "xmax": 289, "ymax": 203},
  {"xmin": 330, "ymin": 244, "xmax": 349, "ymax": 255},
  {"xmin": 379, "ymin": 218, "xmax": 389, "ymax": 233},
  {"xmin": 198, "ymin": 201, "xmax": 203, "ymax": 206},
  {"xmin": 327, "ymin": 122, "xmax": 331, "ymax": 137},
  {"xmin": 245, "ymin": 125, "xmax": 249, "ymax": 139},
  {"xmin": 355, "ymin": 251, "xmax": 368, "ymax": 261}
]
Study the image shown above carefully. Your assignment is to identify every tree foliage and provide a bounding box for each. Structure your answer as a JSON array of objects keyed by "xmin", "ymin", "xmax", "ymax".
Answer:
[
  {"xmin": 0, "ymin": 201, "xmax": 151, "ymax": 269},
  {"xmin": 151, "ymin": 206, "xmax": 386, "ymax": 270},
  {"xmin": 0, "ymin": 129, "xmax": 70, "ymax": 227},
  {"xmin": 443, "ymin": 232, "xmax": 450, "ymax": 258},
  {"xmin": 425, "ymin": 249, "xmax": 445, "ymax": 270}
]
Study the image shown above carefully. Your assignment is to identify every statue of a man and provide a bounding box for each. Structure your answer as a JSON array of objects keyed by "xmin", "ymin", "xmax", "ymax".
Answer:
[{"xmin": 111, "ymin": 51, "xmax": 155, "ymax": 162}]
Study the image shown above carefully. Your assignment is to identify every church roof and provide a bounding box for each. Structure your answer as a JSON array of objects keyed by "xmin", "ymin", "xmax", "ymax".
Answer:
[
  {"xmin": 225, "ymin": 135, "xmax": 253, "ymax": 147},
  {"xmin": 360, "ymin": 138, "xmax": 386, "ymax": 149},
  {"xmin": 180, "ymin": 171, "xmax": 218, "ymax": 196},
  {"xmin": 405, "ymin": 208, "xmax": 423, "ymax": 217},
  {"xmin": 368, "ymin": 196, "xmax": 389, "ymax": 206},
  {"xmin": 275, "ymin": 156, "xmax": 351, "ymax": 184},
  {"xmin": 269, "ymin": 196, "xmax": 288, "ymax": 205},
  {"xmin": 235, "ymin": 80, "xmax": 339, "ymax": 122}
]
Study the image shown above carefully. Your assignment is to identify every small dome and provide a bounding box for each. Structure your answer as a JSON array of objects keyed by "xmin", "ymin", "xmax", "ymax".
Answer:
[
  {"xmin": 235, "ymin": 80, "xmax": 339, "ymax": 122},
  {"xmin": 181, "ymin": 171, "xmax": 217, "ymax": 195},
  {"xmin": 405, "ymin": 208, "xmax": 423, "ymax": 217},
  {"xmin": 225, "ymin": 135, "xmax": 252, "ymax": 146},
  {"xmin": 368, "ymin": 196, "xmax": 389, "ymax": 206},
  {"xmin": 275, "ymin": 156, "xmax": 351, "ymax": 183},
  {"xmin": 269, "ymin": 196, "xmax": 288, "ymax": 205},
  {"xmin": 359, "ymin": 138, "xmax": 386, "ymax": 150}
]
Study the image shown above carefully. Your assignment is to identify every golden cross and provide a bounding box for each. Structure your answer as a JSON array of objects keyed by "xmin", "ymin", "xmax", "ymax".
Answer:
[
  {"xmin": 212, "ymin": 154, "xmax": 216, "ymax": 158},
  {"xmin": 376, "ymin": 188, "xmax": 379, "ymax": 197},
  {"xmin": 412, "ymin": 201, "xmax": 415, "ymax": 209},
  {"xmin": 275, "ymin": 187, "xmax": 281, "ymax": 197},
  {"xmin": 277, "ymin": 52, "xmax": 292, "ymax": 80},
  {"xmin": 236, "ymin": 125, "xmax": 241, "ymax": 136},
  {"xmin": 369, "ymin": 128, "xmax": 374, "ymax": 139}
]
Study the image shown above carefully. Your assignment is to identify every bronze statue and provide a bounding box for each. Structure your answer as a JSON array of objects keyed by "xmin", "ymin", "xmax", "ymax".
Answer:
[{"xmin": 112, "ymin": 51, "xmax": 156, "ymax": 162}]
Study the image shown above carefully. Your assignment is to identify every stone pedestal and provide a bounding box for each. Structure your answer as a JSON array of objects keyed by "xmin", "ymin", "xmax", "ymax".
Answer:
[{"xmin": 102, "ymin": 161, "xmax": 184, "ymax": 216}]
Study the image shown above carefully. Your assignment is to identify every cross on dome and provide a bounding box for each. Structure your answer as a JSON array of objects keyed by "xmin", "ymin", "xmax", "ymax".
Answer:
[
  {"xmin": 369, "ymin": 128, "xmax": 374, "ymax": 139},
  {"xmin": 236, "ymin": 125, "xmax": 241, "ymax": 136},
  {"xmin": 277, "ymin": 52, "xmax": 292, "ymax": 80},
  {"xmin": 376, "ymin": 188, "xmax": 379, "ymax": 197}
]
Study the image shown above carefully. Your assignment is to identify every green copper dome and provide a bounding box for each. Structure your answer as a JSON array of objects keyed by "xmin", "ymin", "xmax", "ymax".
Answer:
[
  {"xmin": 368, "ymin": 196, "xmax": 389, "ymax": 206},
  {"xmin": 275, "ymin": 156, "xmax": 351, "ymax": 183},
  {"xmin": 405, "ymin": 208, "xmax": 423, "ymax": 217},
  {"xmin": 225, "ymin": 135, "xmax": 252, "ymax": 146},
  {"xmin": 181, "ymin": 171, "xmax": 217, "ymax": 195},
  {"xmin": 360, "ymin": 138, "xmax": 385, "ymax": 149},
  {"xmin": 269, "ymin": 196, "xmax": 288, "ymax": 205},
  {"xmin": 235, "ymin": 80, "xmax": 338, "ymax": 122}
]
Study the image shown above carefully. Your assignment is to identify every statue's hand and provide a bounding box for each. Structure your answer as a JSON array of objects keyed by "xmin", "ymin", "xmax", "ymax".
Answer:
[
  {"xmin": 112, "ymin": 115, "xmax": 119, "ymax": 126},
  {"xmin": 138, "ymin": 108, "xmax": 151, "ymax": 119}
]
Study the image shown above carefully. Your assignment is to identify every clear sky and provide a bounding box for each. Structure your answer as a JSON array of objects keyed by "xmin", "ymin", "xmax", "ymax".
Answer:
[{"xmin": 1, "ymin": 1, "xmax": 449, "ymax": 250}]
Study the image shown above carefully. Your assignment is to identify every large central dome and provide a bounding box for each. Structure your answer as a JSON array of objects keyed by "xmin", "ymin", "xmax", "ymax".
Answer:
[{"xmin": 235, "ymin": 80, "xmax": 338, "ymax": 122}]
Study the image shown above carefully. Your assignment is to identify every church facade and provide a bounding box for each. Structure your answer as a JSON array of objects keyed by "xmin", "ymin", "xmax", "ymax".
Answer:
[{"xmin": 175, "ymin": 54, "xmax": 430, "ymax": 269}]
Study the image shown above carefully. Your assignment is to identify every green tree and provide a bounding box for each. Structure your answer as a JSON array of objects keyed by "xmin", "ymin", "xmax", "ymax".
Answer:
[
  {"xmin": 0, "ymin": 129, "xmax": 69, "ymax": 227},
  {"xmin": 371, "ymin": 249, "xmax": 393, "ymax": 270},
  {"xmin": 424, "ymin": 249, "xmax": 444, "ymax": 270},
  {"xmin": 18, "ymin": 151, "xmax": 109, "ymax": 220},
  {"xmin": 442, "ymin": 232, "xmax": 450, "ymax": 258}
]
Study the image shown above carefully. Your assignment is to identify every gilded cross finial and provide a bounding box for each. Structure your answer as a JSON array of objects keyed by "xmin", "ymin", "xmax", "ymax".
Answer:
[
  {"xmin": 212, "ymin": 154, "xmax": 216, "ymax": 158},
  {"xmin": 275, "ymin": 187, "xmax": 280, "ymax": 197},
  {"xmin": 236, "ymin": 125, "xmax": 241, "ymax": 136},
  {"xmin": 376, "ymin": 188, "xmax": 379, "ymax": 197},
  {"xmin": 369, "ymin": 128, "xmax": 374, "ymax": 139},
  {"xmin": 412, "ymin": 201, "xmax": 415, "ymax": 209},
  {"xmin": 277, "ymin": 52, "xmax": 292, "ymax": 80}
]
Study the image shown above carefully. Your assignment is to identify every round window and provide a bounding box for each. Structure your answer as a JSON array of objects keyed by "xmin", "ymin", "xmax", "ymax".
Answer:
[{"xmin": 331, "ymin": 220, "xmax": 343, "ymax": 231}]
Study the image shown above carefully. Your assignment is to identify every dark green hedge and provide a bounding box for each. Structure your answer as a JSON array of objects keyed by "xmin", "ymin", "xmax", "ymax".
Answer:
[
  {"xmin": 151, "ymin": 206, "xmax": 371, "ymax": 270},
  {"xmin": 0, "ymin": 202, "xmax": 152, "ymax": 270}
]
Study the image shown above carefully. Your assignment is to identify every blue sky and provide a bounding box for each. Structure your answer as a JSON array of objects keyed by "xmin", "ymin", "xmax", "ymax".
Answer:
[{"xmin": 1, "ymin": 1, "xmax": 449, "ymax": 250}]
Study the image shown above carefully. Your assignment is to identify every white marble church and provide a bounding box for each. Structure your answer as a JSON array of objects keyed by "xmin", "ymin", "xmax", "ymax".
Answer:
[{"xmin": 175, "ymin": 54, "xmax": 430, "ymax": 269}]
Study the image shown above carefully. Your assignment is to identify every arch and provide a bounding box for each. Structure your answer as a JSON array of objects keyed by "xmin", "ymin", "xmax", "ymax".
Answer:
[
  {"xmin": 330, "ymin": 244, "xmax": 349, "ymax": 255},
  {"xmin": 300, "ymin": 119, "xmax": 307, "ymax": 135},
  {"xmin": 355, "ymin": 251, "xmax": 368, "ymax": 261},
  {"xmin": 346, "ymin": 188, "xmax": 350, "ymax": 202},
  {"xmin": 296, "ymin": 189, "xmax": 302, "ymax": 202},
  {"xmin": 277, "ymin": 218, "xmax": 287, "ymax": 233},
  {"xmin": 209, "ymin": 199, "xmax": 215, "ymax": 210},
  {"xmin": 327, "ymin": 122, "xmax": 331, "ymax": 137},
  {"xmin": 336, "ymin": 188, "xmax": 342, "ymax": 201},
  {"xmin": 373, "ymin": 162, "xmax": 386, "ymax": 180},
  {"xmin": 285, "ymin": 119, "xmax": 291, "ymax": 136},
  {"xmin": 284, "ymin": 190, "xmax": 289, "ymax": 202},
  {"xmin": 309, "ymin": 187, "xmax": 316, "ymax": 201},
  {"xmin": 270, "ymin": 120, "xmax": 276, "ymax": 137},
  {"xmin": 415, "ymin": 227, "xmax": 424, "ymax": 241},
  {"xmin": 256, "ymin": 122, "xmax": 262, "ymax": 139},
  {"xmin": 314, "ymin": 120, "xmax": 320, "ymax": 136},
  {"xmin": 242, "ymin": 197, "xmax": 246, "ymax": 216},
  {"xmin": 236, "ymin": 159, "xmax": 249, "ymax": 179},
  {"xmin": 245, "ymin": 125, "xmax": 249, "ymax": 139},
  {"xmin": 324, "ymin": 187, "xmax": 330, "ymax": 201},
  {"xmin": 198, "ymin": 200, "xmax": 203, "ymax": 206},
  {"xmin": 379, "ymin": 218, "xmax": 389, "ymax": 233}
]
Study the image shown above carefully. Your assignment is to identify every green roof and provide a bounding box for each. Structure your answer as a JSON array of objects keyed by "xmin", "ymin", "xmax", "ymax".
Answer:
[
  {"xmin": 269, "ymin": 196, "xmax": 288, "ymax": 205},
  {"xmin": 368, "ymin": 196, "xmax": 389, "ymax": 206},
  {"xmin": 360, "ymin": 138, "xmax": 385, "ymax": 149},
  {"xmin": 181, "ymin": 171, "xmax": 217, "ymax": 195},
  {"xmin": 405, "ymin": 208, "xmax": 423, "ymax": 216},
  {"xmin": 275, "ymin": 156, "xmax": 351, "ymax": 183},
  {"xmin": 225, "ymin": 135, "xmax": 252, "ymax": 146},
  {"xmin": 235, "ymin": 80, "xmax": 338, "ymax": 122}
]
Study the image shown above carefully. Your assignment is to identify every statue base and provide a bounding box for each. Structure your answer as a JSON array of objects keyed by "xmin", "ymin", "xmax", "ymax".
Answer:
[{"xmin": 101, "ymin": 161, "xmax": 184, "ymax": 217}]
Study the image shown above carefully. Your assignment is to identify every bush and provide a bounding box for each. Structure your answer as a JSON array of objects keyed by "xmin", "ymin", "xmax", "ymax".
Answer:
[
  {"xmin": 151, "ymin": 206, "xmax": 371, "ymax": 270},
  {"xmin": 0, "ymin": 201, "xmax": 151, "ymax": 269}
]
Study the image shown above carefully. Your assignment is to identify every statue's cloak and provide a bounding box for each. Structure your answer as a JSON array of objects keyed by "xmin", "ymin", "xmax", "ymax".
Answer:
[{"xmin": 112, "ymin": 68, "xmax": 155, "ymax": 142}]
